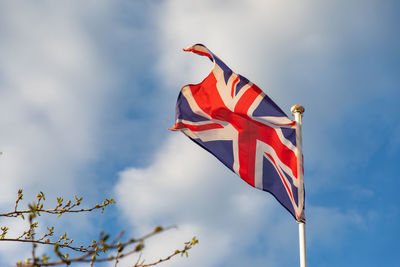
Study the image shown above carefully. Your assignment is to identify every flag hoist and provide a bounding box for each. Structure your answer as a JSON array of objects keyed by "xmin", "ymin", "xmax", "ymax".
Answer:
[{"xmin": 171, "ymin": 44, "xmax": 307, "ymax": 266}]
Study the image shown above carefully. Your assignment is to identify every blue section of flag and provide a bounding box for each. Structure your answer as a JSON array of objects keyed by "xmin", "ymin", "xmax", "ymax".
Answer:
[
  {"xmin": 235, "ymin": 75, "xmax": 249, "ymax": 95},
  {"xmin": 176, "ymin": 92, "xmax": 208, "ymax": 122},
  {"xmin": 281, "ymin": 127, "xmax": 297, "ymax": 147},
  {"xmin": 253, "ymin": 95, "xmax": 287, "ymax": 117},
  {"xmin": 192, "ymin": 138, "xmax": 234, "ymax": 172},
  {"xmin": 262, "ymin": 157, "xmax": 296, "ymax": 216}
]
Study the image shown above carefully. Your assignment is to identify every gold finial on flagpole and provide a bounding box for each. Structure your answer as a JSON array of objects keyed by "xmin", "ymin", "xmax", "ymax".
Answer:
[{"xmin": 291, "ymin": 104, "xmax": 305, "ymax": 116}]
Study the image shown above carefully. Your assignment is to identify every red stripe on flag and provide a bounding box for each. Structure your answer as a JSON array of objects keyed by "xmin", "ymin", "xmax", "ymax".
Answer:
[
  {"xmin": 231, "ymin": 76, "xmax": 239, "ymax": 98},
  {"xmin": 183, "ymin": 48, "xmax": 212, "ymax": 59},
  {"xmin": 234, "ymin": 85, "xmax": 262, "ymax": 115},
  {"xmin": 170, "ymin": 122, "xmax": 223, "ymax": 132},
  {"xmin": 237, "ymin": 129, "xmax": 257, "ymax": 187},
  {"xmin": 265, "ymin": 153, "xmax": 294, "ymax": 200}
]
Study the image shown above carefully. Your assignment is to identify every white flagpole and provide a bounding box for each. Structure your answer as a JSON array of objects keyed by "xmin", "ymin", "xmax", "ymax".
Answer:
[
  {"xmin": 298, "ymin": 221, "xmax": 307, "ymax": 267},
  {"xmin": 291, "ymin": 104, "xmax": 306, "ymax": 267}
]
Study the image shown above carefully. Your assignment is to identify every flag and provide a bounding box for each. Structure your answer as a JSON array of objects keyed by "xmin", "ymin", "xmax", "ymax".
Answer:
[{"xmin": 170, "ymin": 44, "xmax": 304, "ymax": 221}]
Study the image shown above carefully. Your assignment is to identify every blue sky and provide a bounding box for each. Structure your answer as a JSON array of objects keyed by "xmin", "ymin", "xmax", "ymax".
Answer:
[{"xmin": 0, "ymin": 1, "xmax": 399, "ymax": 266}]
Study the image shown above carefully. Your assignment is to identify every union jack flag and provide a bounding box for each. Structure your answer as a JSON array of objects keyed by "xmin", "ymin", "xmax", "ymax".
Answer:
[{"xmin": 170, "ymin": 44, "xmax": 304, "ymax": 221}]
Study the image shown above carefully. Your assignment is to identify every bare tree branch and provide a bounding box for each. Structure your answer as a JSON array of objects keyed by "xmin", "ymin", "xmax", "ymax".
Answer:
[{"xmin": 0, "ymin": 189, "xmax": 197, "ymax": 267}]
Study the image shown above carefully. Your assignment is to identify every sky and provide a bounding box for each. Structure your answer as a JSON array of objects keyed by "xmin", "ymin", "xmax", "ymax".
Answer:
[{"xmin": 0, "ymin": 1, "xmax": 399, "ymax": 266}]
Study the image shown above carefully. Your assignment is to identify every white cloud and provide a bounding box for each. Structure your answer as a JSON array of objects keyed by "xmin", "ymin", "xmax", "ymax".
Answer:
[
  {"xmin": 0, "ymin": 2, "xmax": 117, "ymax": 264},
  {"xmin": 115, "ymin": 134, "xmax": 296, "ymax": 266},
  {"xmin": 0, "ymin": 2, "xmax": 114, "ymax": 203}
]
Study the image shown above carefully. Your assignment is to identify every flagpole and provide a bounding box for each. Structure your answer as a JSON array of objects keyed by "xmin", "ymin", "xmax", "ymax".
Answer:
[{"xmin": 291, "ymin": 104, "xmax": 306, "ymax": 267}]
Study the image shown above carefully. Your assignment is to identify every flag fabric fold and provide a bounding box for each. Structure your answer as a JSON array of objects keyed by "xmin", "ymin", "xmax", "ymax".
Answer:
[{"xmin": 170, "ymin": 44, "xmax": 304, "ymax": 221}]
